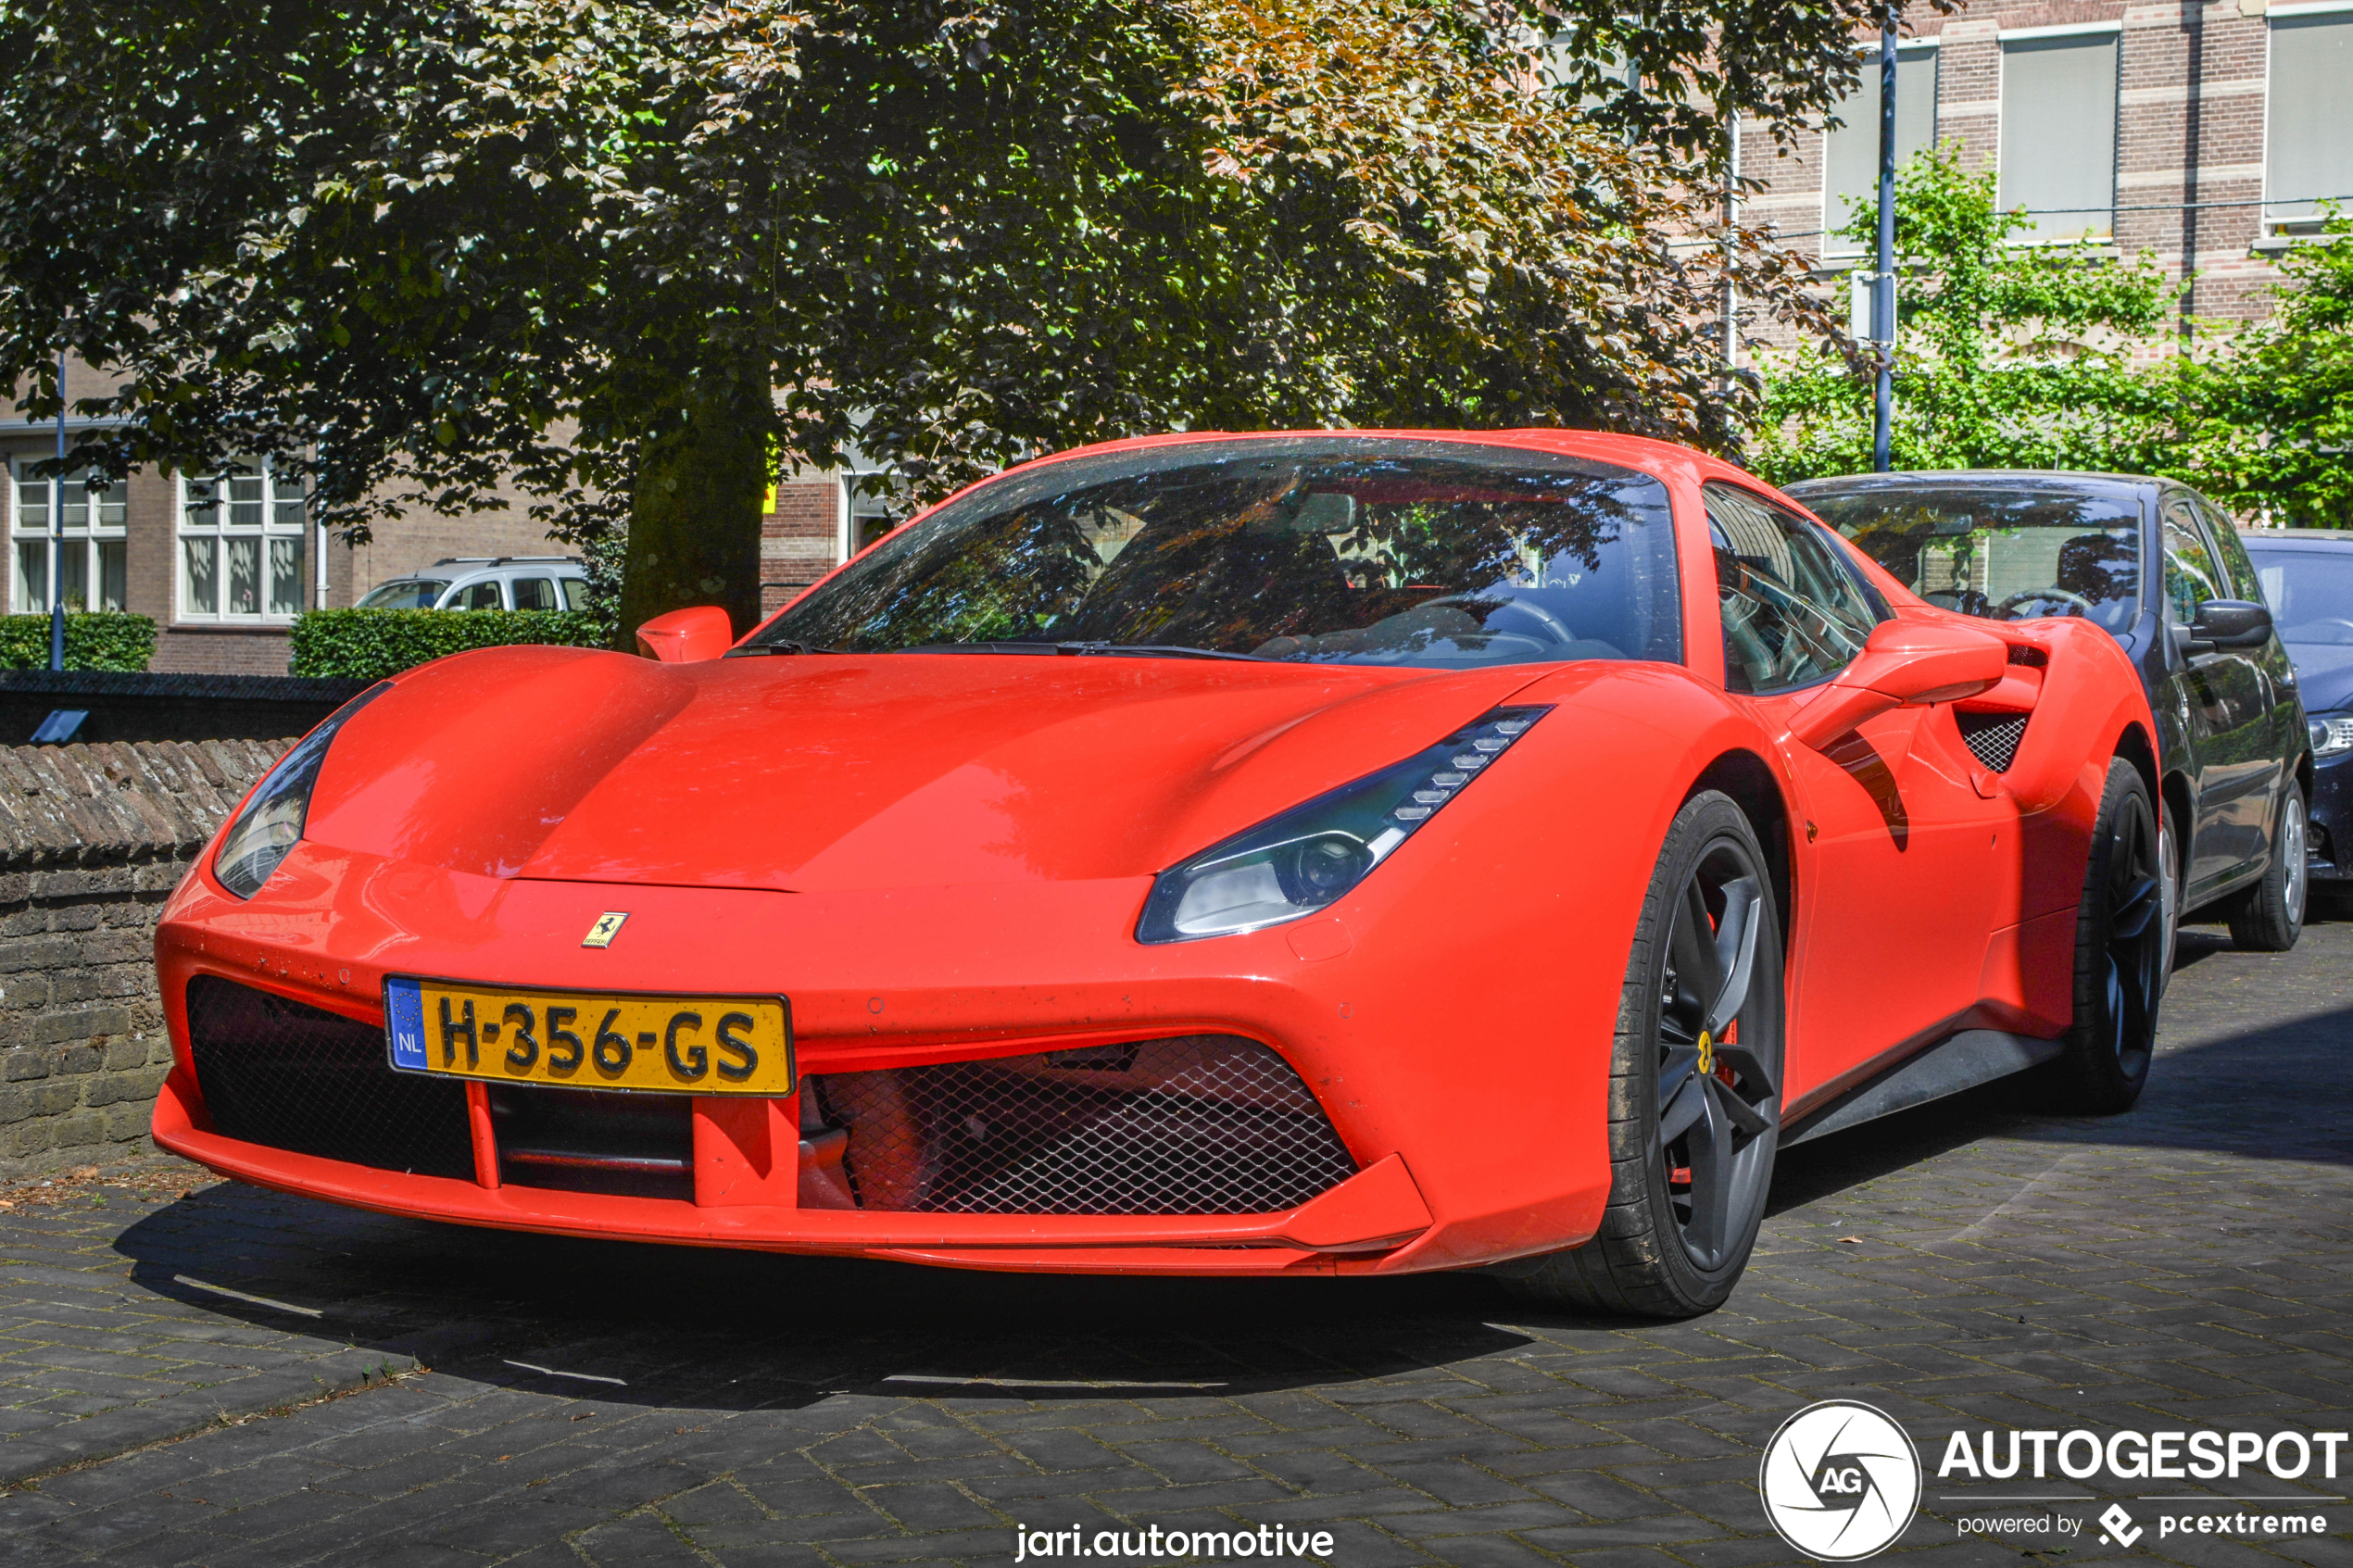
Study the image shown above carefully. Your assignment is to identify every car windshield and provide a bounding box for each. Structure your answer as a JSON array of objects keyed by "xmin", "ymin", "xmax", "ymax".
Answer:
[
  {"xmin": 2247, "ymin": 546, "xmax": 2353, "ymax": 646},
  {"xmin": 355, "ymin": 578, "xmax": 448, "ymax": 609},
  {"xmin": 749, "ymin": 437, "xmax": 1681, "ymax": 669},
  {"xmin": 1792, "ymin": 483, "xmax": 2143, "ymax": 635}
]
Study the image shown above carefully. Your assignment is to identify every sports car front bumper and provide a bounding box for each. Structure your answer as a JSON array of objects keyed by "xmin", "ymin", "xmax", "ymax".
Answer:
[{"xmin": 153, "ymin": 838, "xmax": 1622, "ymax": 1275}]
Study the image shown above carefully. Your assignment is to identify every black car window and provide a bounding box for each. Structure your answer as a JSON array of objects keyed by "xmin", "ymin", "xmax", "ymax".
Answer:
[
  {"xmin": 2160, "ymin": 499, "xmax": 2227, "ymax": 627},
  {"xmin": 2195, "ymin": 499, "xmax": 2266, "ymax": 605},
  {"xmin": 1705, "ymin": 482, "xmax": 1879, "ymax": 694}
]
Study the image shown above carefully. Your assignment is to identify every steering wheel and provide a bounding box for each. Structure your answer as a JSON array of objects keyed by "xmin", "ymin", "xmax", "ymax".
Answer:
[
  {"xmin": 1997, "ymin": 586, "xmax": 2094, "ymax": 620},
  {"xmin": 1426, "ymin": 594, "xmax": 1577, "ymax": 646}
]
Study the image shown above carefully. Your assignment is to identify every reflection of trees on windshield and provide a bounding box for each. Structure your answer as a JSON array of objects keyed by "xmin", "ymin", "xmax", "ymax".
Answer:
[
  {"xmin": 757, "ymin": 439, "xmax": 1683, "ymax": 671},
  {"xmin": 1796, "ymin": 486, "xmax": 2142, "ymax": 633}
]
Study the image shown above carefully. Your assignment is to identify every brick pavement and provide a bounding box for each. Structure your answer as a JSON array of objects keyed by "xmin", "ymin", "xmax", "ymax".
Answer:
[{"xmin": 2, "ymin": 922, "xmax": 2349, "ymax": 1566}]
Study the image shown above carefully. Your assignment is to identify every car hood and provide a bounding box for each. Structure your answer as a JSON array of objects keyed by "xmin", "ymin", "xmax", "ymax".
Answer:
[
  {"xmin": 2287, "ymin": 641, "xmax": 2353, "ymax": 716},
  {"xmin": 301, "ymin": 646, "xmax": 1549, "ymax": 892}
]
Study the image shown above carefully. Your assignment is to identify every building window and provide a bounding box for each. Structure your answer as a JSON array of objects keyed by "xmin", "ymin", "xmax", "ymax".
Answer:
[
  {"xmin": 1998, "ymin": 30, "xmax": 2120, "ymax": 242},
  {"xmin": 10, "ymin": 469, "xmax": 127, "ymax": 613},
  {"xmin": 2266, "ymin": 12, "xmax": 2353, "ymax": 233},
  {"xmin": 1823, "ymin": 44, "xmax": 1938, "ymax": 257},
  {"xmin": 177, "ymin": 460, "xmax": 306, "ymax": 621},
  {"xmin": 844, "ymin": 475, "xmax": 894, "ymax": 558}
]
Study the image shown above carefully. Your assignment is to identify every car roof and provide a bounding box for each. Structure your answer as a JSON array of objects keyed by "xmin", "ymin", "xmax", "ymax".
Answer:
[
  {"xmin": 2241, "ymin": 529, "xmax": 2353, "ymax": 546},
  {"xmin": 1782, "ymin": 469, "xmax": 2158, "ymax": 500}
]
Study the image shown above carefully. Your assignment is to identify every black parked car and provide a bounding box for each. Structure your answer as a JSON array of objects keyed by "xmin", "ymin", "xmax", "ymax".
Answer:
[
  {"xmin": 2241, "ymin": 529, "xmax": 2353, "ymax": 896},
  {"xmin": 1785, "ymin": 470, "xmax": 2311, "ymax": 954}
]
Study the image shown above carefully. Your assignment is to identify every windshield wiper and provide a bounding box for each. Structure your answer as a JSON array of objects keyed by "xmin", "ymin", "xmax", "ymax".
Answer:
[
  {"xmin": 727, "ymin": 640, "xmax": 848, "ymax": 657},
  {"xmin": 897, "ymin": 641, "xmax": 1265, "ymax": 662},
  {"xmin": 1052, "ymin": 641, "xmax": 1267, "ymax": 662}
]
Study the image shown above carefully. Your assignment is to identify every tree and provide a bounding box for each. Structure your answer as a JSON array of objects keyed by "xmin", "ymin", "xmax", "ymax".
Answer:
[
  {"xmin": 1753, "ymin": 143, "xmax": 2173, "ymax": 486},
  {"xmin": 2124, "ymin": 207, "xmax": 2353, "ymax": 526},
  {"xmin": 1, "ymin": 0, "xmax": 1904, "ymax": 636}
]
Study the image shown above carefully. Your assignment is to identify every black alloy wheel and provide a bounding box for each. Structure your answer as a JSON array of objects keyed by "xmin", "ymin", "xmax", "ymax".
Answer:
[
  {"xmin": 1504, "ymin": 791, "xmax": 1784, "ymax": 1318},
  {"xmin": 1653, "ymin": 842, "xmax": 1780, "ymax": 1273},
  {"xmin": 2050, "ymin": 759, "xmax": 2164, "ymax": 1112}
]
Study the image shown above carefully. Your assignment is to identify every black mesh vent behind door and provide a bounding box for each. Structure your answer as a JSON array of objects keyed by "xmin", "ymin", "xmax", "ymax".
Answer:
[{"xmin": 1957, "ymin": 710, "xmax": 2029, "ymax": 771}]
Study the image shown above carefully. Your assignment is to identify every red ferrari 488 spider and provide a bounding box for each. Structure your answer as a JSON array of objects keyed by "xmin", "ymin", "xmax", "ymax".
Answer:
[{"xmin": 154, "ymin": 432, "xmax": 2164, "ymax": 1317}]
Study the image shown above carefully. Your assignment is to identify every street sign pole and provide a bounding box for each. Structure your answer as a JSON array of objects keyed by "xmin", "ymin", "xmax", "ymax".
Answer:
[
  {"xmin": 1871, "ymin": 9, "xmax": 1897, "ymax": 472},
  {"xmin": 49, "ymin": 345, "xmax": 65, "ymax": 671}
]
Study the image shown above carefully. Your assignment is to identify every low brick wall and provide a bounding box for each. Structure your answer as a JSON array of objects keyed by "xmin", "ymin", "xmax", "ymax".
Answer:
[{"xmin": 0, "ymin": 739, "xmax": 289, "ymax": 1178}]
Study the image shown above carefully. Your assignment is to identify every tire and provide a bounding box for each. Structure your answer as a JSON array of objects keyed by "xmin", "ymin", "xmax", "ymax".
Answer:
[
  {"xmin": 1504, "ymin": 791, "xmax": 1784, "ymax": 1318},
  {"xmin": 2155, "ymin": 803, "xmax": 2181, "ymax": 1004},
  {"xmin": 2048, "ymin": 759, "xmax": 2165, "ymax": 1114},
  {"xmin": 2225, "ymin": 784, "xmax": 2309, "ymax": 952}
]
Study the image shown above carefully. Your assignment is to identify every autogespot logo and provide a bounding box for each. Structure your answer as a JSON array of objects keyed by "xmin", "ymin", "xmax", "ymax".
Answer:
[{"xmin": 1760, "ymin": 1400, "xmax": 1924, "ymax": 1561}]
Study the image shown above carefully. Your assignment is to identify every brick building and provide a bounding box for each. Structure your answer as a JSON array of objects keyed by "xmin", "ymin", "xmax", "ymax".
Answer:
[
  {"xmin": 0, "ymin": 356, "xmax": 882, "ymax": 671},
  {"xmin": 1734, "ymin": 0, "xmax": 2352, "ymax": 355}
]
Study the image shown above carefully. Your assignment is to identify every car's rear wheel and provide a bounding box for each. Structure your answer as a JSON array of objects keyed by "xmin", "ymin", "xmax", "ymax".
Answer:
[
  {"xmin": 2225, "ymin": 784, "xmax": 2308, "ymax": 952},
  {"xmin": 2049, "ymin": 759, "xmax": 2164, "ymax": 1113},
  {"xmin": 1504, "ymin": 791, "xmax": 1783, "ymax": 1318}
]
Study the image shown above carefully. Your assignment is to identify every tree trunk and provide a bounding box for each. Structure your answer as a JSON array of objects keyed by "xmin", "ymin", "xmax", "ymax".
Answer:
[{"xmin": 618, "ymin": 384, "xmax": 768, "ymax": 644}]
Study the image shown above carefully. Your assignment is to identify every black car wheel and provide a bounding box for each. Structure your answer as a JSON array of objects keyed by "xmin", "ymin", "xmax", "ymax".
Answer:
[
  {"xmin": 2225, "ymin": 784, "xmax": 2309, "ymax": 952},
  {"xmin": 2049, "ymin": 759, "xmax": 2164, "ymax": 1113},
  {"xmin": 1504, "ymin": 791, "xmax": 1783, "ymax": 1318}
]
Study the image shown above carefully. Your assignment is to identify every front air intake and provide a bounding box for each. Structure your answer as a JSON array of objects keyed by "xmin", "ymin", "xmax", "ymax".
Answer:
[
  {"xmin": 185, "ymin": 975, "xmax": 473, "ymax": 1179},
  {"xmin": 803, "ymin": 1035, "xmax": 1357, "ymax": 1215}
]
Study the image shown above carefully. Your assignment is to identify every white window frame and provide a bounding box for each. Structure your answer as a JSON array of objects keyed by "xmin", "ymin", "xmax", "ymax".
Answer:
[
  {"xmin": 9, "ymin": 460, "xmax": 128, "ymax": 615},
  {"xmin": 2262, "ymin": 3, "xmax": 2353, "ymax": 235},
  {"xmin": 1820, "ymin": 37, "xmax": 1941, "ymax": 260},
  {"xmin": 175, "ymin": 458, "xmax": 308, "ymax": 624},
  {"xmin": 1994, "ymin": 22, "xmax": 2122, "ymax": 246}
]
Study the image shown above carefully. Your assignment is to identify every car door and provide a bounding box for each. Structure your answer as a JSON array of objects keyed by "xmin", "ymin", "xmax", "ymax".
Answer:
[
  {"xmin": 1705, "ymin": 483, "xmax": 2011, "ymax": 1098},
  {"xmin": 2200, "ymin": 497, "xmax": 2300, "ymax": 812},
  {"xmin": 454, "ymin": 578, "xmax": 506, "ymax": 611},
  {"xmin": 2159, "ymin": 495, "xmax": 2271, "ymax": 888}
]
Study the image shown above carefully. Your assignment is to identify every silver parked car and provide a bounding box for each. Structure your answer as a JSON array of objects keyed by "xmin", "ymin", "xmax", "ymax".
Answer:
[{"xmin": 354, "ymin": 556, "xmax": 589, "ymax": 612}]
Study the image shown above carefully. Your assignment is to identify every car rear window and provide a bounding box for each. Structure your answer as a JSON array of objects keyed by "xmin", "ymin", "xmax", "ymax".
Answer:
[
  {"xmin": 354, "ymin": 578, "xmax": 448, "ymax": 609},
  {"xmin": 2246, "ymin": 546, "xmax": 2353, "ymax": 646}
]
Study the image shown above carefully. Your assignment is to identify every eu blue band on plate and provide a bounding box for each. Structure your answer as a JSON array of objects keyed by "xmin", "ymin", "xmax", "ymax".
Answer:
[{"xmin": 384, "ymin": 976, "xmax": 427, "ymax": 1070}]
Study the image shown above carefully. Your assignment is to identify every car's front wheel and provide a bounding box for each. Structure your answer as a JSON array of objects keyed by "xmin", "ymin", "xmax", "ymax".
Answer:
[{"xmin": 1504, "ymin": 791, "xmax": 1783, "ymax": 1318}]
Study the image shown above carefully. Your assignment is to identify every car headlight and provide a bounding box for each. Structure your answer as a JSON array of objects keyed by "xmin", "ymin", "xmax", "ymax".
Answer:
[
  {"xmin": 212, "ymin": 683, "xmax": 391, "ymax": 898},
  {"xmin": 1136, "ymin": 705, "xmax": 1553, "ymax": 943},
  {"xmin": 2311, "ymin": 714, "xmax": 2353, "ymax": 759}
]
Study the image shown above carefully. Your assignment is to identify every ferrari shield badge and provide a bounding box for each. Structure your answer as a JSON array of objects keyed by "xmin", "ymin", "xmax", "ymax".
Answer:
[{"xmin": 582, "ymin": 911, "xmax": 629, "ymax": 948}]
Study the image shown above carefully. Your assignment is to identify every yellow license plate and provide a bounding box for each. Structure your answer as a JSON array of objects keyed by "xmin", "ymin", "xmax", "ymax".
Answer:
[{"xmin": 385, "ymin": 977, "xmax": 793, "ymax": 1096}]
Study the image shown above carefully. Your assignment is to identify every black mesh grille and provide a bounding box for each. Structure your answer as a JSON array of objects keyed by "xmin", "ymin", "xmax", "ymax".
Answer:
[
  {"xmin": 805, "ymin": 1035, "xmax": 1356, "ymax": 1215},
  {"xmin": 1957, "ymin": 710, "xmax": 2029, "ymax": 771},
  {"xmin": 186, "ymin": 976, "xmax": 473, "ymax": 1179}
]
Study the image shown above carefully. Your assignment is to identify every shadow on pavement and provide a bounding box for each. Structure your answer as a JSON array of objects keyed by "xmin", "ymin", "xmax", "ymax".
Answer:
[{"xmin": 94, "ymin": 927, "xmax": 2352, "ymax": 1413}]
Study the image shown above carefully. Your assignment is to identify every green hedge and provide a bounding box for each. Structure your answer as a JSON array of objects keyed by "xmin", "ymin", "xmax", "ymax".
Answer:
[
  {"xmin": 289, "ymin": 609, "xmax": 611, "ymax": 680},
  {"xmin": 0, "ymin": 612, "xmax": 157, "ymax": 671}
]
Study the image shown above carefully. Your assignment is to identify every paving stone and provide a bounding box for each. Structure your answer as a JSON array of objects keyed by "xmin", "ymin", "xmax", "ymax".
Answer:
[{"xmin": 1, "ymin": 924, "xmax": 2351, "ymax": 1568}]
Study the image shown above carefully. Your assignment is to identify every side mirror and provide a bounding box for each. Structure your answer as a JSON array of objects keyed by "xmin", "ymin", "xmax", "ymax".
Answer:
[
  {"xmin": 2192, "ymin": 599, "xmax": 2271, "ymax": 650},
  {"xmin": 635, "ymin": 606, "xmax": 735, "ymax": 663},
  {"xmin": 1788, "ymin": 620, "xmax": 2008, "ymax": 752}
]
